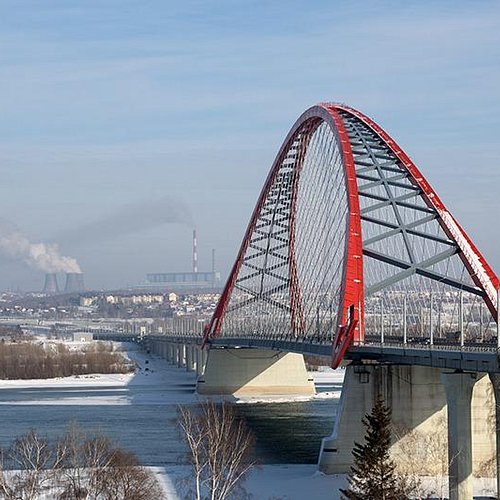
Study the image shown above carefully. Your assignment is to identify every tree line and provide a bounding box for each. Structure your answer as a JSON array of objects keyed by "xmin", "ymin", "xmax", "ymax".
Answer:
[{"xmin": 0, "ymin": 342, "xmax": 133, "ymax": 379}]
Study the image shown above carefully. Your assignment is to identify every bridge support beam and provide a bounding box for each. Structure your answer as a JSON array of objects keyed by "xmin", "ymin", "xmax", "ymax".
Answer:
[
  {"xmin": 196, "ymin": 348, "xmax": 315, "ymax": 396},
  {"xmin": 318, "ymin": 365, "xmax": 376, "ymax": 474},
  {"xmin": 319, "ymin": 364, "xmax": 494, "ymax": 498},
  {"xmin": 489, "ymin": 373, "xmax": 500, "ymax": 500},
  {"xmin": 186, "ymin": 345, "xmax": 196, "ymax": 372},
  {"xmin": 441, "ymin": 371, "xmax": 480, "ymax": 500},
  {"xmin": 196, "ymin": 348, "xmax": 207, "ymax": 376},
  {"xmin": 177, "ymin": 344, "xmax": 186, "ymax": 368},
  {"xmin": 167, "ymin": 343, "xmax": 175, "ymax": 363}
]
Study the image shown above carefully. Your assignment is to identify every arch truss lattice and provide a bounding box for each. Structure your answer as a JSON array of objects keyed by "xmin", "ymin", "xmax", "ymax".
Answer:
[{"xmin": 203, "ymin": 103, "xmax": 499, "ymax": 368}]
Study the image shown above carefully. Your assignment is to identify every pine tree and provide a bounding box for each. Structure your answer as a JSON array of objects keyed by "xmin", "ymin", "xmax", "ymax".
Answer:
[{"xmin": 340, "ymin": 395, "xmax": 410, "ymax": 500}]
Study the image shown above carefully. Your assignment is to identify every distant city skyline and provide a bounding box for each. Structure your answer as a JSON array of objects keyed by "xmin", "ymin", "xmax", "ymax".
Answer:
[{"xmin": 1, "ymin": 1, "xmax": 499, "ymax": 291}]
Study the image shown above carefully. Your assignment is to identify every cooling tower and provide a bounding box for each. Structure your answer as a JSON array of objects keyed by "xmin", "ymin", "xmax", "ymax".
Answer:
[
  {"xmin": 43, "ymin": 273, "xmax": 59, "ymax": 294},
  {"xmin": 64, "ymin": 272, "xmax": 85, "ymax": 293}
]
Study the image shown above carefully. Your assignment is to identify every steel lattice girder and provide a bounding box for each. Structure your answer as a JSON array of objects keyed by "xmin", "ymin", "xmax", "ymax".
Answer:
[{"xmin": 202, "ymin": 102, "xmax": 499, "ymax": 368}]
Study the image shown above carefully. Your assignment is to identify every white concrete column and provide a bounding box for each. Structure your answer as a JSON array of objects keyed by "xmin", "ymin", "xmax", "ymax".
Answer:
[
  {"xmin": 167, "ymin": 343, "xmax": 174, "ymax": 363},
  {"xmin": 197, "ymin": 348, "xmax": 315, "ymax": 396},
  {"xmin": 489, "ymin": 373, "xmax": 500, "ymax": 500},
  {"xmin": 186, "ymin": 345, "xmax": 195, "ymax": 371},
  {"xmin": 177, "ymin": 344, "xmax": 186, "ymax": 368},
  {"xmin": 441, "ymin": 371, "xmax": 478, "ymax": 500},
  {"xmin": 319, "ymin": 365, "xmax": 373, "ymax": 473},
  {"xmin": 176, "ymin": 344, "xmax": 181, "ymax": 367},
  {"xmin": 198, "ymin": 348, "xmax": 208, "ymax": 376},
  {"xmin": 196, "ymin": 348, "xmax": 204, "ymax": 376},
  {"xmin": 191, "ymin": 345, "xmax": 197, "ymax": 372}
]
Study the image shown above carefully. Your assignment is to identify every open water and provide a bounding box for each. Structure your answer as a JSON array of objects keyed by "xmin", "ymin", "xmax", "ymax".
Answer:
[{"xmin": 0, "ymin": 369, "xmax": 341, "ymax": 466}]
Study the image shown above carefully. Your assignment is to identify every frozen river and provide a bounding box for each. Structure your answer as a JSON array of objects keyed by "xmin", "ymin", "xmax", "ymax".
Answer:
[{"xmin": 0, "ymin": 344, "xmax": 343, "ymax": 466}]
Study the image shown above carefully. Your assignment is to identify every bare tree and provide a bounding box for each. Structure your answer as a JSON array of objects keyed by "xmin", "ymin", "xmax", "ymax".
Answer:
[
  {"xmin": 178, "ymin": 404, "xmax": 209, "ymax": 500},
  {"xmin": 178, "ymin": 400, "xmax": 255, "ymax": 500},
  {"xmin": 0, "ymin": 451, "xmax": 15, "ymax": 500},
  {"xmin": 0, "ymin": 423, "xmax": 164, "ymax": 499},
  {"xmin": 97, "ymin": 449, "xmax": 165, "ymax": 500},
  {"xmin": 55, "ymin": 422, "xmax": 164, "ymax": 500},
  {"xmin": 55, "ymin": 421, "xmax": 89, "ymax": 499},
  {"xmin": 81, "ymin": 433, "xmax": 117, "ymax": 498},
  {"xmin": 6, "ymin": 430, "xmax": 56, "ymax": 500},
  {"xmin": 391, "ymin": 415, "xmax": 456, "ymax": 499}
]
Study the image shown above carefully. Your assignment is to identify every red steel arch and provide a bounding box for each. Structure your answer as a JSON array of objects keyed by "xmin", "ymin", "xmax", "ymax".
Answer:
[
  {"xmin": 335, "ymin": 104, "xmax": 500, "ymax": 318},
  {"xmin": 203, "ymin": 103, "xmax": 499, "ymax": 368}
]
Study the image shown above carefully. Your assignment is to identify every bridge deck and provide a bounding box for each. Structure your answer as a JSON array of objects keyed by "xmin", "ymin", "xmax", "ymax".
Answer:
[{"xmin": 97, "ymin": 332, "xmax": 500, "ymax": 373}]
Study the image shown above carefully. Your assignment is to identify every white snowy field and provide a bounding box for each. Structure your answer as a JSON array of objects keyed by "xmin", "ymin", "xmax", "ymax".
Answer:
[
  {"xmin": 157, "ymin": 464, "xmax": 348, "ymax": 500},
  {"xmin": 157, "ymin": 465, "xmax": 497, "ymax": 500}
]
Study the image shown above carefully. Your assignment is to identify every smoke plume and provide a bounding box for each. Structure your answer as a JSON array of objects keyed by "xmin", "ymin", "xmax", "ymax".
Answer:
[
  {"xmin": 0, "ymin": 220, "xmax": 81, "ymax": 274},
  {"xmin": 56, "ymin": 197, "xmax": 193, "ymax": 247}
]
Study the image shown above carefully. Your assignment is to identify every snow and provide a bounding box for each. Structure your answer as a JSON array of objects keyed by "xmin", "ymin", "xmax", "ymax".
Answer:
[
  {"xmin": 159, "ymin": 465, "xmax": 498, "ymax": 499},
  {"xmin": 0, "ymin": 342, "xmax": 198, "ymax": 405},
  {"xmin": 0, "ymin": 343, "xmax": 344, "ymax": 405},
  {"xmin": 158, "ymin": 465, "xmax": 498, "ymax": 499},
  {"xmin": 159, "ymin": 464, "xmax": 347, "ymax": 500},
  {"xmin": 0, "ymin": 341, "xmax": 497, "ymax": 498},
  {"xmin": 0, "ymin": 373, "xmax": 134, "ymax": 390}
]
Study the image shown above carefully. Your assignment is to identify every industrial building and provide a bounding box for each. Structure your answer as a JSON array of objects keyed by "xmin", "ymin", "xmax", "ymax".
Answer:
[
  {"xmin": 140, "ymin": 230, "xmax": 222, "ymax": 292},
  {"xmin": 145, "ymin": 271, "xmax": 221, "ymax": 290}
]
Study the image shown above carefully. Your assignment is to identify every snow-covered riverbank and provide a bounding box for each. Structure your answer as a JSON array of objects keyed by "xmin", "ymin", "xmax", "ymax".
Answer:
[
  {"xmin": 157, "ymin": 464, "xmax": 497, "ymax": 499},
  {"xmin": 158, "ymin": 464, "xmax": 347, "ymax": 500},
  {"xmin": 0, "ymin": 342, "xmax": 343, "ymax": 405}
]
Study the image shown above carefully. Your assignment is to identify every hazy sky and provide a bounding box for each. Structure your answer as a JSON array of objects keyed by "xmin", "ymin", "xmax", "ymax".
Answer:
[{"xmin": 1, "ymin": 1, "xmax": 499, "ymax": 291}]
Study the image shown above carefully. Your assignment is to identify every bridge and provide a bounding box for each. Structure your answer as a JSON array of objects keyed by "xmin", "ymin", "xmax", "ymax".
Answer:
[{"xmin": 103, "ymin": 103, "xmax": 499, "ymax": 500}]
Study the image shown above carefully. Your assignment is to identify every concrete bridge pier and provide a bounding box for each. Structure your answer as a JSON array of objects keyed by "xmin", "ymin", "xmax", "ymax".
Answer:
[
  {"xmin": 318, "ymin": 365, "xmax": 374, "ymax": 474},
  {"xmin": 193, "ymin": 345, "xmax": 199, "ymax": 372},
  {"xmin": 195, "ymin": 348, "xmax": 202, "ymax": 375},
  {"xmin": 196, "ymin": 347, "xmax": 315, "ymax": 396},
  {"xmin": 176, "ymin": 344, "xmax": 186, "ymax": 368},
  {"xmin": 149, "ymin": 341, "xmax": 157, "ymax": 356},
  {"xmin": 154, "ymin": 341, "xmax": 161, "ymax": 356},
  {"xmin": 441, "ymin": 371, "xmax": 480, "ymax": 500},
  {"xmin": 192, "ymin": 346, "xmax": 198, "ymax": 372},
  {"xmin": 202, "ymin": 348, "xmax": 208, "ymax": 373},
  {"xmin": 186, "ymin": 345, "xmax": 196, "ymax": 372},
  {"xmin": 318, "ymin": 364, "xmax": 495, "ymax": 500},
  {"xmin": 167, "ymin": 343, "xmax": 175, "ymax": 363},
  {"xmin": 196, "ymin": 347, "xmax": 207, "ymax": 376},
  {"xmin": 488, "ymin": 373, "xmax": 500, "ymax": 500}
]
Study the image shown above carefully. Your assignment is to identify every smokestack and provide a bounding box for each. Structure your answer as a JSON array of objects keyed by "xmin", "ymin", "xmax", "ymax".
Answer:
[
  {"xmin": 43, "ymin": 273, "xmax": 59, "ymax": 294},
  {"xmin": 212, "ymin": 248, "xmax": 215, "ymax": 274},
  {"xmin": 64, "ymin": 272, "xmax": 85, "ymax": 293},
  {"xmin": 192, "ymin": 229, "xmax": 198, "ymax": 273}
]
